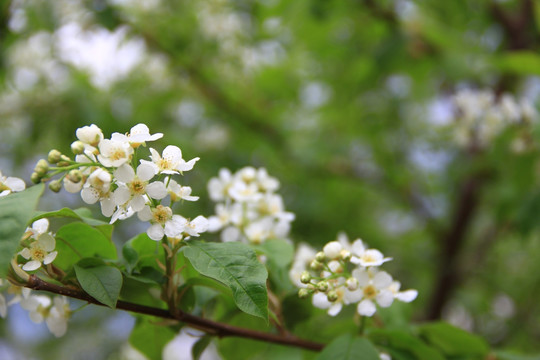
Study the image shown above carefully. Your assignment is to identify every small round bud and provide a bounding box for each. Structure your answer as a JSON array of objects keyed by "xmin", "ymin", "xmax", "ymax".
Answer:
[
  {"xmin": 30, "ymin": 172, "xmax": 41, "ymax": 184},
  {"xmin": 300, "ymin": 271, "xmax": 311, "ymax": 284},
  {"xmin": 49, "ymin": 180, "xmax": 62, "ymax": 193},
  {"xmin": 57, "ymin": 155, "xmax": 71, "ymax": 167},
  {"xmin": 307, "ymin": 283, "xmax": 316, "ymax": 291},
  {"xmin": 310, "ymin": 259, "xmax": 323, "ymax": 271},
  {"xmin": 47, "ymin": 149, "xmax": 62, "ymax": 164},
  {"xmin": 323, "ymin": 241, "xmax": 343, "ymax": 259},
  {"xmin": 34, "ymin": 159, "xmax": 49, "ymax": 176},
  {"xmin": 317, "ymin": 281, "xmax": 329, "ymax": 293},
  {"xmin": 340, "ymin": 249, "xmax": 352, "ymax": 262},
  {"xmin": 327, "ymin": 290, "xmax": 339, "ymax": 302},
  {"xmin": 346, "ymin": 277, "xmax": 359, "ymax": 291},
  {"xmin": 315, "ymin": 251, "xmax": 326, "ymax": 262},
  {"xmin": 298, "ymin": 288, "xmax": 310, "ymax": 299},
  {"xmin": 67, "ymin": 169, "xmax": 83, "ymax": 183},
  {"xmin": 71, "ymin": 141, "xmax": 85, "ymax": 155}
]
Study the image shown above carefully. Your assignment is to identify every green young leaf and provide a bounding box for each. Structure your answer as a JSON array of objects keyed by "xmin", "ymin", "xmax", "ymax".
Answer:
[
  {"xmin": 129, "ymin": 318, "xmax": 176, "ymax": 360},
  {"xmin": 32, "ymin": 207, "xmax": 108, "ymax": 226},
  {"xmin": 0, "ymin": 184, "xmax": 44, "ymax": 277},
  {"xmin": 369, "ymin": 329, "xmax": 445, "ymax": 360},
  {"xmin": 315, "ymin": 334, "xmax": 380, "ymax": 360},
  {"xmin": 74, "ymin": 263, "xmax": 123, "ymax": 308},
  {"xmin": 55, "ymin": 222, "xmax": 117, "ymax": 270},
  {"xmin": 183, "ymin": 240, "xmax": 269, "ymax": 320},
  {"xmin": 419, "ymin": 322, "xmax": 489, "ymax": 357}
]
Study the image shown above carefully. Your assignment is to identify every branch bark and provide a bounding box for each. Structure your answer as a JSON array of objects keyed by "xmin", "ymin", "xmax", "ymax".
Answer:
[{"xmin": 24, "ymin": 275, "xmax": 324, "ymax": 352}]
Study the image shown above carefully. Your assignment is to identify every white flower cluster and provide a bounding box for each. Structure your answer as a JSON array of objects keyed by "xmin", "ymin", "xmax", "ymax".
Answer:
[
  {"xmin": 35, "ymin": 123, "xmax": 208, "ymax": 242},
  {"xmin": 18, "ymin": 218, "xmax": 58, "ymax": 272},
  {"xmin": 290, "ymin": 233, "xmax": 417, "ymax": 317},
  {"xmin": 452, "ymin": 89, "xmax": 537, "ymax": 151},
  {"xmin": 0, "ymin": 170, "xmax": 25, "ymax": 197},
  {"xmin": 207, "ymin": 167, "xmax": 295, "ymax": 244},
  {"xmin": 0, "ymin": 280, "xmax": 69, "ymax": 337}
]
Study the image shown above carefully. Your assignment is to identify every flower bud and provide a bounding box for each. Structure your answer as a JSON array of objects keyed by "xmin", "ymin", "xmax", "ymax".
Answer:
[
  {"xmin": 298, "ymin": 288, "xmax": 310, "ymax": 299},
  {"xmin": 71, "ymin": 141, "xmax": 85, "ymax": 155},
  {"xmin": 327, "ymin": 290, "xmax": 339, "ymax": 302},
  {"xmin": 300, "ymin": 271, "xmax": 311, "ymax": 284},
  {"xmin": 346, "ymin": 277, "xmax": 358, "ymax": 291},
  {"xmin": 323, "ymin": 241, "xmax": 342, "ymax": 259},
  {"xmin": 310, "ymin": 259, "xmax": 323, "ymax": 271},
  {"xmin": 49, "ymin": 180, "xmax": 62, "ymax": 193},
  {"xmin": 340, "ymin": 249, "xmax": 352, "ymax": 262},
  {"xmin": 57, "ymin": 155, "xmax": 71, "ymax": 167},
  {"xmin": 34, "ymin": 159, "xmax": 49, "ymax": 176},
  {"xmin": 47, "ymin": 149, "xmax": 62, "ymax": 164},
  {"xmin": 315, "ymin": 251, "xmax": 326, "ymax": 262},
  {"xmin": 317, "ymin": 281, "xmax": 329, "ymax": 293},
  {"xmin": 30, "ymin": 172, "xmax": 41, "ymax": 184},
  {"xmin": 67, "ymin": 169, "xmax": 83, "ymax": 183}
]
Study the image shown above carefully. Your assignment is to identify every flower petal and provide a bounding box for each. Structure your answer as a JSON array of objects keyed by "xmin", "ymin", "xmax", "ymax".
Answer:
[
  {"xmin": 147, "ymin": 224, "xmax": 164, "ymax": 241},
  {"xmin": 137, "ymin": 163, "xmax": 156, "ymax": 181},
  {"xmin": 38, "ymin": 233, "xmax": 56, "ymax": 251},
  {"xmin": 23, "ymin": 261, "xmax": 42, "ymax": 271},
  {"xmin": 357, "ymin": 299, "xmax": 377, "ymax": 317},
  {"xmin": 113, "ymin": 164, "xmax": 135, "ymax": 183},
  {"xmin": 396, "ymin": 290, "xmax": 418, "ymax": 303},
  {"xmin": 146, "ymin": 181, "xmax": 167, "ymax": 199}
]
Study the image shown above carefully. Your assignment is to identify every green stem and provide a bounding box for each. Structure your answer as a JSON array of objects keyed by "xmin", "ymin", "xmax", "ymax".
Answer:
[{"xmin": 359, "ymin": 315, "xmax": 366, "ymax": 335}]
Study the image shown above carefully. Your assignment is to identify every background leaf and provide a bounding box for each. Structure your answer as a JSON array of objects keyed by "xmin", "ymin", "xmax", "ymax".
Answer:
[
  {"xmin": 419, "ymin": 322, "xmax": 489, "ymax": 357},
  {"xmin": 129, "ymin": 317, "xmax": 176, "ymax": 360},
  {"xmin": 74, "ymin": 263, "xmax": 123, "ymax": 308},
  {"xmin": 183, "ymin": 241, "xmax": 269, "ymax": 320},
  {"xmin": 315, "ymin": 334, "xmax": 380, "ymax": 360}
]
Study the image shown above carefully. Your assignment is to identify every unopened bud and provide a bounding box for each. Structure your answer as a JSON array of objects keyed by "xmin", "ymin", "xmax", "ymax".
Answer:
[
  {"xmin": 317, "ymin": 281, "xmax": 329, "ymax": 293},
  {"xmin": 57, "ymin": 155, "xmax": 71, "ymax": 167},
  {"xmin": 327, "ymin": 290, "xmax": 339, "ymax": 302},
  {"xmin": 34, "ymin": 159, "xmax": 49, "ymax": 176},
  {"xmin": 71, "ymin": 141, "xmax": 85, "ymax": 155},
  {"xmin": 30, "ymin": 172, "xmax": 41, "ymax": 184},
  {"xmin": 47, "ymin": 149, "xmax": 62, "ymax": 164},
  {"xmin": 310, "ymin": 259, "xmax": 323, "ymax": 271},
  {"xmin": 340, "ymin": 249, "xmax": 352, "ymax": 262},
  {"xmin": 300, "ymin": 271, "xmax": 311, "ymax": 284},
  {"xmin": 298, "ymin": 288, "xmax": 310, "ymax": 299},
  {"xmin": 346, "ymin": 277, "xmax": 358, "ymax": 291},
  {"xmin": 67, "ymin": 169, "xmax": 83, "ymax": 183},
  {"xmin": 49, "ymin": 180, "xmax": 62, "ymax": 193},
  {"xmin": 315, "ymin": 251, "xmax": 326, "ymax": 262}
]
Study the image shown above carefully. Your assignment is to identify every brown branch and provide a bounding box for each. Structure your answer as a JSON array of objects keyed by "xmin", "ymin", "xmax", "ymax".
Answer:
[
  {"xmin": 24, "ymin": 275, "xmax": 324, "ymax": 352},
  {"xmin": 425, "ymin": 174, "xmax": 485, "ymax": 320},
  {"xmin": 490, "ymin": 0, "xmax": 536, "ymax": 50}
]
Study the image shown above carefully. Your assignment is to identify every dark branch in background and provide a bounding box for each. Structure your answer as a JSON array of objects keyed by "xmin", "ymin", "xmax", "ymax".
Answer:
[
  {"xmin": 24, "ymin": 275, "xmax": 324, "ymax": 352},
  {"xmin": 426, "ymin": 175, "xmax": 484, "ymax": 320},
  {"xmin": 490, "ymin": 0, "xmax": 536, "ymax": 51}
]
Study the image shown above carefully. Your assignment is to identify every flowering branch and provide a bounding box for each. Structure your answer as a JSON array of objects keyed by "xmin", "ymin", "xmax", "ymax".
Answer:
[{"xmin": 22, "ymin": 275, "xmax": 324, "ymax": 352}]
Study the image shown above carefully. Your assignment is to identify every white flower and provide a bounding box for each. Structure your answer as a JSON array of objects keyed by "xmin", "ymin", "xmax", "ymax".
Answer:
[
  {"xmin": 46, "ymin": 296, "xmax": 70, "ymax": 337},
  {"xmin": 244, "ymin": 217, "xmax": 273, "ymax": 244},
  {"xmin": 63, "ymin": 177, "xmax": 84, "ymax": 193},
  {"xmin": 97, "ymin": 139, "xmax": 134, "ymax": 167},
  {"xmin": 19, "ymin": 233, "xmax": 58, "ymax": 271},
  {"xmin": 350, "ymin": 239, "xmax": 392, "ymax": 267},
  {"xmin": 166, "ymin": 179, "xmax": 199, "ymax": 202},
  {"xmin": 138, "ymin": 205, "xmax": 187, "ymax": 240},
  {"xmin": 6, "ymin": 284, "xmax": 32, "ymax": 306},
  {"xmin": 289, "ymin": 243, "xmax": 316, "ymax": 287},
  {"xmin": 113, "ymin": 163, "xmax": 166, "ymax": 212},
  {"xmin": 141, "ymin": 146, "xmax": 199, "ymax": 175},
  {"xmin": 389, "ymin": 281, "xmax": 418, "ymax": 303},
  {"xmin": 207, "ymin": 168, "xmax": 233, "ymax": 201},
  {"xmin": 256, "ymin": 168, "xmax": 279, "ymax": 192},
  {"xmin": 81, "ymin": 168, "xmax": 112, "ymax": 204},
  {"xmin": 380, "ymin": 353, "xmax": 392, "ymax": 360},
  {"xmin": 353, "ymin": 269, "xmax": 395, "ymax": 317},
  {"xmin": 183, "ymin": 215, "xmax": 209, "ymax": 238},
  {"xmin": 312, "ymin": 292, "xmax": 343, "ymax": 317},
  {"xmin": 20, "ymin": 294, "xmax": 51, "ymax": 323},
  {"xmin": 27, "ymin": 218, "xmax": 49, "ymax": 239},
  {"xmin": 111, "ymin": 123, "xmax": 163, "ymax": 146},
  {"xmin": 0, "ymin": 170, "xmax": 25, "ymax": 197},
  {"xmin": 228, "ymin": 180, "xmax": 261, "ymax": 202},
  {"xmin": 323, "ymin": 241, "xmax": 342, "ymax": 259},
  {"xmin": 76, "ymin": 124, "xmax": 103, "ymax": 147}
]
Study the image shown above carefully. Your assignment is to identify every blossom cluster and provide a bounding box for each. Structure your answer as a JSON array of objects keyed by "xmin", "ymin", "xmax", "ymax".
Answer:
[
  {"xmin": 0, "ymin": 279, "xmax": 69, "ymax": 337},
  {"xmin": 33, "ymin": 124, "xmax": 208, "ymax": 242},
  {"xmin": 19, "ymin": 218, "xmax": 57, "ymax": 271},
  {"xmin": 452, "ymin": 89, "xmax": 537, "ymax": 151},
  {"xmin": 207, "ymin": 167, "xmax": 295, "ymax": 244},
  {"xmin": 290, "ymin": 233, "xmax": 417, "ymax": 317}
]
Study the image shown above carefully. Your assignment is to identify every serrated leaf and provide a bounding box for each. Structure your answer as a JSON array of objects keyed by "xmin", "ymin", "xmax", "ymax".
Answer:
[
  {"xmin": 55, "ymin": 222, "xmax": 117, "ymax": 270},
  {"xmin": 183, "ymin": 241, "xmax": 269, "ymax": 320},
  {"xmin": 129, "ymin": 318, "xmax": 176, "ymax": 360},
  {"xmin": 0, "ymin": 184, "xmax": 44, "ymax": 277},
  {"xmin": 316, "ymin": 334, "xmax": 380, "ymax": 360},
  {"xmin": 74, "ymin": 264, "xmax": 123, "ymax": 308},
  {"xmin": 419, "ymin": 322, "xmax": 489, "ymax": 356}
]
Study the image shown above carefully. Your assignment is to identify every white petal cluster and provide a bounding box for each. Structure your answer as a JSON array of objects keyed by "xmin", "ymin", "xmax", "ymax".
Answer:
[
  {"xmin": 49, "ymin": 124, "xmax": 207, "ymax": 242},
  {"xmin": 20, "ymin": 294, "xmax": 70, "ymax": 337},
  {"xmin": 0, "ymin": 280, "xmax": 32, "ymax": 319},
  {"xmin": 19, "ymin": 219, "xmax": 58, "ymax": 272},
  {"xmin": 0, "ymin": 170, "xmax": 25, "ymax": 197},
  {"xmin": 207, "ymin": 167, "xmax": 294, "ymax": 244},
  {"xmin": 292, "ymin": 232, "xmax": 417, "ymax": 317},
  {"xmin": 451, "ymin": 89, "xmax": 537, "ymax": 151}
]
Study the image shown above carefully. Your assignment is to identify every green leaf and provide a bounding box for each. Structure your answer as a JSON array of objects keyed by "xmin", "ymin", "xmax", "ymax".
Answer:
[
  {"xmin": 124, "ymin": 232, "xmax": 163, "ymax": 270},
  {"xmin": 183, "ymin": 241, "xmax": 269, "ymax": 320},
  {"xmin": 55, "ymin": 222, "xmax": 117, "ymax": 270},
  {"xmin": 74, "ymin": 264, "xmax": 123, "ymax": 308},
  {"xmin": 496, "ymin": 51, "xmax": 540, "ymax": 76},
  {"xmin": 256, "ymin": 238, "xmax": 294, "ymax": 268},
  {"xmin": 419, "ymin": 322, "xmax": 489, "ymax": 357},
  {"xmin": 122, "ymin": 244, "xmax": 138, "ymax": 274},
  {"xmin": 315, "ymin": 334, "xmax": 380, "ymax": 360},
  {"xmin": 495, "ymin": 351, "xmax": 540, "ymax": 360},
  {"xmin": 192, "ymin": 336, "xmax": 212, "ymax": 360},
  {"xmin": 0, "ymin": 184, "xmax": 44, "ymax": 277},
  {"xmin": 369, "ymin": 329, "xmax": 445, "ymax": 360},
  {"xmin": 32, "ymin": 207, "xmax": 108, "ymax": 226},
  {"xmin": 129, "ymin": 318, "xmax": 176, "ymax": 360}
]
